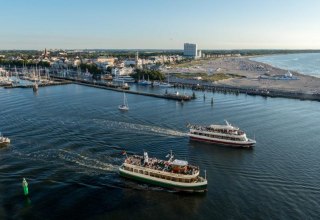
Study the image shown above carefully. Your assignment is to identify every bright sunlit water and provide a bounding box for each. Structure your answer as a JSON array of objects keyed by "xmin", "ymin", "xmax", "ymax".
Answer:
[{"xmin": 251, "ymin": 53, "xmax": 320, "ymax": 77}]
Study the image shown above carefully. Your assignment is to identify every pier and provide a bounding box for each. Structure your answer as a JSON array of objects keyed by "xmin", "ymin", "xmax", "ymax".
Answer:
[
  {"xmin": 51, "ymin": 76, "xmax": 193, "ymax": 101},
  {"xmin": 170, "ymin": 81, "xmax": 320, "ymax": 102},
  {"xmin": 74, "ymin": 81, "xmax": 193, "ymax": 101},
  {"xmin": 3, "ymin": 80, "xmax": 71, "ymax": 89}
]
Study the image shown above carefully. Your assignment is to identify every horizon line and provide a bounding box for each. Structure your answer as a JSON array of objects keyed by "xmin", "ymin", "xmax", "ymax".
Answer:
[{"xmin": 1, "ymin": 48, "xmax": 320, "ymax": 51}]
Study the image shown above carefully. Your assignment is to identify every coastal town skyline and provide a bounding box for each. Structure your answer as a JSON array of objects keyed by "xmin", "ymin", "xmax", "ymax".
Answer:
[{"xmin": 1, "ymin": 0, "xmax": 320, "ymax": 50}]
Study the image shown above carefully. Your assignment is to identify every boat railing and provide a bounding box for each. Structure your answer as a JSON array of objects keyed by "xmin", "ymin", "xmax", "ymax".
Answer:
[{"xmin": 124, "ymin": 162, "xmax": 200, "ymax": 178}]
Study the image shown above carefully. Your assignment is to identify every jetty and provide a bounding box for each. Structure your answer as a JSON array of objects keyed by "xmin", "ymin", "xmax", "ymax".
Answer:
[
  {"xmin": 75, "ymin": 81, "xmax": 192, "ymax": 101},
  {"xmin": 51, "ymin": 76, "xmax": 193, "ymax": 101},
  {"xmin": 3, "ymin": 80, "xmax": 71, "ymax": 89},
  {"xmin": 171, "ymin": 81, "xmax": 320, "ymax": 101}
]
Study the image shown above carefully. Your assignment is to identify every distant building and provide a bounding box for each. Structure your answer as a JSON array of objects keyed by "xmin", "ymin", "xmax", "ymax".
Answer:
[
  {"xmin": 112, "ymin": 67, "xmax": 134, "ymax": 76},
  {"xmin": 135, "ymin": 51, "xmax": 139, "ymax": 69},
  {"xmin": 96, "ymin": 57, "xmax": 116, "ymax": 66},
  {"xmin": 184, "ymin": 43, "xmax": 201, "ymax": 59},
  {"xmin": 197, "ymin": 50, "xmax": 202, "ymax": 58},
  {"xmin": 42, "ymin": 48, "xmax": 50, "ymax": 58}
]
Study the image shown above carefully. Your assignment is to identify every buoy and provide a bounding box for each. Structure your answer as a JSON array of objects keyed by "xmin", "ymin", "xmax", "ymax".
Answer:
[{"xmin": 22, "ymin": 178, "xmax": 29, "ymax": 196}]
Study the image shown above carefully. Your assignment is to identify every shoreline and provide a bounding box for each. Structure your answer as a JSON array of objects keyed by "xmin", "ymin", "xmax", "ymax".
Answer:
[{"xmin": 164, "ymin": 56, "xmax": 320, "ymax": 101}]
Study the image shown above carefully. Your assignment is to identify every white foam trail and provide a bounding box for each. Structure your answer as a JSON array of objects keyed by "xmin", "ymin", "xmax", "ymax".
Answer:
[
  {"xmin": 93, "ymin": 119, "xmax": 187, "ymax": 137},
  {"xmin": 12, "ymin": 148, "xmax": 119, "ymax": 172},
  {"xmin": 58, "ymin": 149, "xmax": 119, "ymax": 172}
]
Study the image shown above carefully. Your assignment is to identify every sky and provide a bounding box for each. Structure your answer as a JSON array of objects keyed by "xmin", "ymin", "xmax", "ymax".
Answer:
[{"xmin": 0, "ymin": 0, "xmax": 320, "ymax": 50}]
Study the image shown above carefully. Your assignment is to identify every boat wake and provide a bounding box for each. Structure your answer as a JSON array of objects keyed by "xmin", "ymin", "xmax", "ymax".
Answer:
[
  {"xmin": 12, "ymin": 148, "xmax": 119, "ymax": 173},
  {"xmin": 93, "ymin": 119, "xmax": 187, "ymax": 137},
  {"xmin": 58, "ymin": 149, "xmax": 119, "ymax": 172}
]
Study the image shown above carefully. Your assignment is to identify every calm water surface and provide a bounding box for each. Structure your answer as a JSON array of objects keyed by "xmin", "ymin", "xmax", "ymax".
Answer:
[
  {"xmin": 251, "ymin": 53, "xmax": 320, "ymax": 77},
  {"xmin": 0, "ymin": 84, "xmax": 319, "ymax": 219}
]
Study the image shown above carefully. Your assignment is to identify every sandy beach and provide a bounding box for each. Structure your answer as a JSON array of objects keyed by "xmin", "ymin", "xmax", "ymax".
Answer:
[{"xmin": 163, "ymin": 57, "xmax": 320, "ymax": 97}]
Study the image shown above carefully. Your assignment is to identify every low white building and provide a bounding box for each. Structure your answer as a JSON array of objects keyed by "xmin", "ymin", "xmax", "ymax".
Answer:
[
  {"xmin": 96, "ymin": 57, "xmax": 116, "ymax": 66},
  {"xmin": 112, "ymin": 67, "xmax": 134, "ymax": 76}
]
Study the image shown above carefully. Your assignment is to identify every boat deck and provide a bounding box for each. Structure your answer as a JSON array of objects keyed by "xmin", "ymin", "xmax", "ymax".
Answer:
[{"xmin": 125, "ymin": 156, "xmax": 198, "ymax": 176}]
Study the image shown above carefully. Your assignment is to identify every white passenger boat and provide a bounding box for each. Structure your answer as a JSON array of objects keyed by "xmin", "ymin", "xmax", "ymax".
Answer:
[
  {"xmin": 119, "ymin": 151, "xmax": 207, "ymax": 192},
  {"xmin": 187, "ymin": 120, "xmax": 256, "ymax": 147}
]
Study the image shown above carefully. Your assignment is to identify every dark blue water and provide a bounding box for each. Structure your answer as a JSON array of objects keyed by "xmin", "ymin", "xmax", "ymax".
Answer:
[{"xmin": 0, "ymin": 84, "xmax": 319, "ymax": 219}]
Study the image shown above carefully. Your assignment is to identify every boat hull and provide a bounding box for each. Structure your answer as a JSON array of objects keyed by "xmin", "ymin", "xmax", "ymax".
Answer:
[
  {"xmin": 189, "ymin": 135, "xmax": 255, "ymax": 148},
  {"xmin": 119, "ymin": 167, "xmax": 207, "ymax": 192}
]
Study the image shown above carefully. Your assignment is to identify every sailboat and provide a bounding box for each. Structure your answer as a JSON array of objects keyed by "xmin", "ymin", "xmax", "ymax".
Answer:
[
  {"xmin": 118, "ymin": 92, "xmax": 129, "ymax": 111},
  {"xmin": 33, "ymin": 81, "xmax": 38, "ymax": 92},
  {"xmin": 138, "ymin": 75, "xmax": 152, "ymax": 85},
  {"xmin": 159, "ymin": 73, "xmax": 173, "ymax": 87}
]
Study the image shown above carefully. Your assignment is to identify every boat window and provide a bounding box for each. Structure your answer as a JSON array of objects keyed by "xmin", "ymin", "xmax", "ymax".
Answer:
[
  {"xmin": 139, "ymin": 170, "xmax": 143, "ymax": 174},
  {"xmin": 134, "ymin": 169, "xmax": 138, "ymax": 173}
]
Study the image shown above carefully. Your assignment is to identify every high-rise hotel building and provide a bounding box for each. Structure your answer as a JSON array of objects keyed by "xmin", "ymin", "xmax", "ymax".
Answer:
[{"xmin": 184, "ymin": 43, "xmax": 201, "ymax": 59}]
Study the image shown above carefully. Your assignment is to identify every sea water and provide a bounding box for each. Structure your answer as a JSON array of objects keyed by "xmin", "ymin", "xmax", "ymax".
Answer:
[
  {"xmin": 0, "ymin": 84, "xmax": 319, "ymax": 219},
  {"xmin": 251, "ymin": 53, "xmax": 320, "ymax": 77}
]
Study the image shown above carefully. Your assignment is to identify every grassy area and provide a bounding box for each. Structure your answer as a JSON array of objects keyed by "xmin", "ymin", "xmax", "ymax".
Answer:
[
  {"xmin": 171, "ymin": 72, "xmax": 245, "ymax": 82},
  {"xmin": 171, "ymin": 59, "xmax": 209, "ymax": 68}
]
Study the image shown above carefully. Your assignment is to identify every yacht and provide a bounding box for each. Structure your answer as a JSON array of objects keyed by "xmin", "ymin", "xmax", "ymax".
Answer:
[
  {"xmin": 0, "ymin": 133, "xmax": 10, "ymax": 145},
  {"xmin": 138, "ymin": 75, "xmax": 152, "ymax": 85},
  {"xmin": 113, "ymin": 75, "xmax": 135, "ymax": 83},
  {"xmin": 187, "ymin": 120, "xmax": 256, "ymax": 147},
  {"xmin": 152, "ymin": 81, "xmax": 173, "ymax": 87},
  {"xmin": 119, "ymin": 151, "xmax": 207, "ymax": 192}
]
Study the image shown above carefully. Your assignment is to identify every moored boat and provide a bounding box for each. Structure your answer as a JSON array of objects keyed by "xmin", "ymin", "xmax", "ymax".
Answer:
[
  {"xmin": 187, "ymin": 120, "xmax": 256, "ymax": 148},
  {"xmin": 119, "ymin": 151, "xmax": 207, "ymax": 192}
]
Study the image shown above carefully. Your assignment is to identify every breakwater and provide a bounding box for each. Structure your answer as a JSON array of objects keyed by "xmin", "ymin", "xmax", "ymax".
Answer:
[
  {"xmin": 171, "ymin": 81, "xmax": 320, "ymax": 101},
  {"xmin": 3, "ymin": 80, "xmax": 71, "ymax": 89},
  {"xmin": 51, "ymin": 76, "xmax": 193, "ymax": 101}
]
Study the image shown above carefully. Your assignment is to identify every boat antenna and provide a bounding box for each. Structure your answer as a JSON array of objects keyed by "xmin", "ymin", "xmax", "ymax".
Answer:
[{"xmin": 167, "ymin": 150, "xmax": 174, "ymax": 162}]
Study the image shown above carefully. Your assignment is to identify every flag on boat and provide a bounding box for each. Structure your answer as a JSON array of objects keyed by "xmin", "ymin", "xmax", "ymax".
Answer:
[{"xmin": 122, "ymin": 150, "xmax": 127, "ymax": 155}]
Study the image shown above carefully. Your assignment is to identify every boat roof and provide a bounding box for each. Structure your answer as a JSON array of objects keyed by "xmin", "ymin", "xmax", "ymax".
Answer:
[
  {"xmin": 172, "ymin": 159, "xmax": 188, "ymax": 166},
  {"xmin": 209, "ymin": 124, "xmax": 238, "ymax": 130},
  {"xmin": 208, "ymin": 120, "xmax": 238, "ymax": 130}
]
